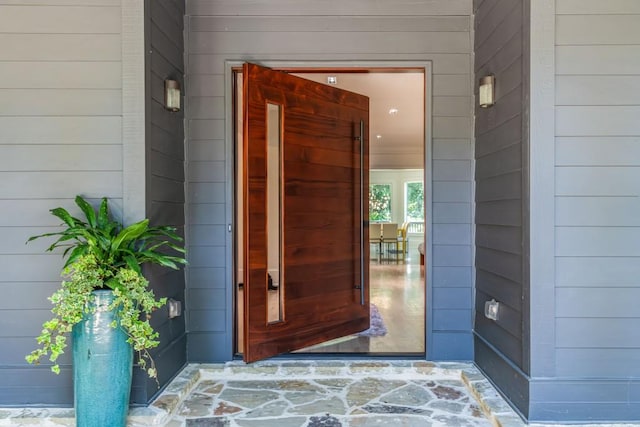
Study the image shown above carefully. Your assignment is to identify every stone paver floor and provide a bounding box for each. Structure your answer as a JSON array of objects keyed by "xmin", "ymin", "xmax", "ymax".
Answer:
[
  {"xmin": 166, "ymin": 361, "xmax": 491, "ymax": 427},
  {"xmin": 2, "ymin": 360, "xmax": 639, "ymax": 427}
]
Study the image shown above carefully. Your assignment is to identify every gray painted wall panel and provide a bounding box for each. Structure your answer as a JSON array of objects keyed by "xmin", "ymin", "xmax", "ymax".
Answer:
[
  {"xmin": 190, "ymin": 31, "xmax": 471, "ymax": 55},
  {"xmin": 557, "ymin": 46, "xmax": 640, "ymax": 75},
  {"xmin": 557, "ymin": 318, "xmax": 640, "ymax": 348},
  {"xmin": 433, "ymin": 309, "xmax": 472, "ymax": 331},
  {"xmin": 557, "ymin": 106, "xmax": 640, "ymax": 137},
  {"xmin": 433, "ymin": 288, "xmax": 472, "ymax": 310},
  {"xmin": 188, "ymin": 332, "xmax": 231, "ymax": 361},
  {"xmin": 433, "ymin": 139, "xmax": 472, "ymax": 160},
  {"xmin": 189, "ymin": 140, "xmax": 226, "ymax": 161},
  {"xmin": 0, "ymin": 5, "xmax": 119, "ymax": 33},
  {"xmin": 187, "ymin": 0, "xmax": 472, "ymax": 16},
  {"xmin": 556, "ymin": 197, "xmax": 640, "ymax": 227},
  {"xmin": 557, "ymin": 0, "xmax": 640, "ymax": 14},
  {"xmin": 556, "ymin": 137, "xmax": 640, "ymax": 166},
  {"xmin": 548, "ymin": 2, "xmax": 640, "ymax": 420},
  {"xmin": 188, "ymin": 161, "xmax": 226, "ymax": 183},
  {"xmin": 432, "ymin": 332, "xmax": 473, "ymax": 359},
  {"xmin": 432, "ymin": 160, "xmax": 471, "ymax": 181},
  {"xmin": 188, "ymin": 288, "xmax": 226, "ymax": 311},
  {"xmin": 0, "ymin": 1, "xmax": 126, "ymax": 406},
  {"xmin": 557, "ymin": 15, "xmax": 640, "ymax": 45},
  {"xmin": 432, "ymin": 97, "xmax": 471, "ymax": 117},
  {"xmin": 0, "ymin": 34, "xmax": 120, "ymax": 61},
  {"xmin": 556, "ymin": 228, "xmax": 640, "ymax": 257},
  {"xmin": 556, "ymin": 76, "xmax": 640, "ymax": 106},
  {"xmin": 432, "ymin": 245, "xmax": 472, "ymax": 267},
  {"xmin": 190, "ymin": 16, "xmax": 471, "ymax": 33},
  {"xmin": 0, "ymin": 89, "xmax": 120, "ymax": 116},
  {"xmin": 557, "ymin": 288, "xmax": 640, "ymax": 318},
  {"xmin": 433, "ymin": 267, "xmax": 472, "ymax": 288},
  {"xmin": 0, "ymin": 172, "xmax": 122, "ymax": 199},
  {"xmin": 0, "ymin": 117, "xmax": 121, "ymax": 144},
  {"xmin": 556, "ymin": 348, "xmax": 640, "ymax": 377},
  {"xmin": 185, "ymin": 1, "xmax": 475, "ymax": 361},
  {"xmin": 433, "ymin": 224, "xmax": 472, "ymax": 245},
  {"xmin": 432, "ymin": 182, "xmax": 471, "ymax": 203},
  {"xmin": 189, "ymin": 267, "xmax": 226, "ymax": 289},
  {"xmin": 433, "ymin": 202, "xmax": 471, "ymax": 224},
  {"xmin": 0, "ymin": 0, "xmax": 118, "ymax": 5},
  {"xmin": 0, "ymin": 145, "xmax": 121, "ymax": 171},
  {"xmin": 188, "ymin": 52, "xmax": 472, "ymax": 75},
  {"xmin": 556, "ymin": 167, "xmax": 639, "ymax": 196},
  {"xmin": 557, "ymin": 257, "xmax": 640, "ymax": 287},
  {"xmin": 0, "ymin": 62, "xmax": 121, "ymax": 89}
]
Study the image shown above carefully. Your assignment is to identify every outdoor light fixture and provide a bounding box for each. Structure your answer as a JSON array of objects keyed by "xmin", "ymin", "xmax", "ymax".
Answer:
[
  {"xmin": 164, "ymin": 79, "xmax": 181, "ymax": 112},
  {"xmin": 479, "ymin": 75, "xmax": 495, "ymax": 108}
]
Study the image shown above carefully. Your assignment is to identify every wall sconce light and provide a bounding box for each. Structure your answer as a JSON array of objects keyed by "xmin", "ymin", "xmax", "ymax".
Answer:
[
  {"xmin": 478, "ymin": 75, "xmax": 495, "ymax": 108},
  {"xmin": 164, "ymin": 79, "xmax": 181, "ymax": 112}
]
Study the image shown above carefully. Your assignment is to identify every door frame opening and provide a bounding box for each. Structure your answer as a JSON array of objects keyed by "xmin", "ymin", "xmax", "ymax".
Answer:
[{"xmin": 224, "ymin": 60, "xmax": 435, "ymax": 360}]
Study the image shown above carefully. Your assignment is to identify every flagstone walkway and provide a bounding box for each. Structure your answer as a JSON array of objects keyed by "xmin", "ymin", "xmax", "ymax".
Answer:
[
  {"xmin": 0, "ymin": 360, "xmax": 523, "ymax": 426},
  {"xmin": 161, "ymin": 361, "xmax": 498, "ymax": 427},
  {"xmin": 14, "ymin": 359, "xmax": 633, "ymax": 427}
]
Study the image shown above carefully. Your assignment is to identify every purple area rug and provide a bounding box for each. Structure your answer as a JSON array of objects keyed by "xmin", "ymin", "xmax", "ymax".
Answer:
[{"xmin": 358, "ymin": 303, "xmax": 388, "ymax": 337}]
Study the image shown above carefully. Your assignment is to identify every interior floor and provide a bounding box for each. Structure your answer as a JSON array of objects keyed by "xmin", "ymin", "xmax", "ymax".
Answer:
[{"xmin": 296, "ymin": 235, "xmax": 425, "ymax": 354}]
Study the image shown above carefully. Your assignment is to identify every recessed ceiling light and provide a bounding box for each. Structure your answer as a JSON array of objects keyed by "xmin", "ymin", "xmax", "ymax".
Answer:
[
  {"xmin": 327, "ymin": 76, "xmax": 337, "ymax": 84},
  {"xmin": 376, "ymin": 134, "xmax": 383, "ymax": 140},
  {"xmin": 388, "ymin": 108, "xmax": 399, "ymax": 115}
]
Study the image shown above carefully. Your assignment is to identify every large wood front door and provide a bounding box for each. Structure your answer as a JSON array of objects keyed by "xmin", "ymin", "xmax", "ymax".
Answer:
[{"xmin": 242, "ymin": 63, "xmax": 370, "ymax": 362}]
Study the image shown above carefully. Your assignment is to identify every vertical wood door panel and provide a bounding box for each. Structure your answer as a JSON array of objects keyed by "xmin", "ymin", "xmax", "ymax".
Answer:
[{"xmin": 243, "ymin": 63, "xmax": 370, "ymax": 362}]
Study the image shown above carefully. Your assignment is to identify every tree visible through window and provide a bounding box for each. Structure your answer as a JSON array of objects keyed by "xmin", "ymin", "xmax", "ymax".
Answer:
[
  {"xmin": 369, "ymin": 184, "xmax": 391, "ymax": 222},
  {"xmin": 405, "ymin": 181, "xmax": 424, "ymax": 221}
]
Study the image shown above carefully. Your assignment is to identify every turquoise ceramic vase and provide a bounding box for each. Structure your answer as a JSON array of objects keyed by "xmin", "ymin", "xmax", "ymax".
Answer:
[{"xmin": 72, "ymin": 290, "xmax": 133, "ymax": 427}]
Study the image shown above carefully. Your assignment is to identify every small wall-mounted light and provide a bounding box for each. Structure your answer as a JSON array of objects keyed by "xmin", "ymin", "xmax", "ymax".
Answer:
[
  {"xmin": 478, "ymin": 75, "xmax": 495, "ymax": 108},
  {"xmin": 484, "ymin": 299, "xmax": 500, "ymax": 321},
  {"xmin": 164, "ymin": 79, "xmax": 181, "ymax": 112},
  {"xmin": 168, "ymin": 298, "xmax": 182, "ymax": 319}
]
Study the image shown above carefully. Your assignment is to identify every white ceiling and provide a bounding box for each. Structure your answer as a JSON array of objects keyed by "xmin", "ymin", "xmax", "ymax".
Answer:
[{"xmin": 292, "ymin": 72, "xmax": 425, "ymax": 170}]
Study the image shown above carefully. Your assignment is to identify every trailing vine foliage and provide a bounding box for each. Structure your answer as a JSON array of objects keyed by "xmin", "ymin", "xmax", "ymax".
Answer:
[{"xmin": 25, "ymin": 195, "xmax": 186, "ymax": 381}]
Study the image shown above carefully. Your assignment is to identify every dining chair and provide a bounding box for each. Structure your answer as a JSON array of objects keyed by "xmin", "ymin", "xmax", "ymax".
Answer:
[
  {"xmin": 381, "ymin": 223, "xmax": 399, "ymax": 257},
  {"xmin": 369, "ymin": 223, "xmax": 382, "ymax": 255}
]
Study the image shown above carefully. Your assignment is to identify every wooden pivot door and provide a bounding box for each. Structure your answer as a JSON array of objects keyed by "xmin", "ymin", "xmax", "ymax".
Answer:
[{"xmin": 242, "ymin": 63, "xmax": 370, "ymax": 362}]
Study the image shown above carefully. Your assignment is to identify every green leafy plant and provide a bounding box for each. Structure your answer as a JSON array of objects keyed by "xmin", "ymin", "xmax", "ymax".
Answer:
[{"xmin": 25, "ymin": 195, "xmax": 186, "ymax": 381}]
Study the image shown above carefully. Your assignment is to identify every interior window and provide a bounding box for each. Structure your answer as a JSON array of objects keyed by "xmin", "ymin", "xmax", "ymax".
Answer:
[{"xmin": 369, "ymin": 183, "xmax": 392, "ymax": 222}]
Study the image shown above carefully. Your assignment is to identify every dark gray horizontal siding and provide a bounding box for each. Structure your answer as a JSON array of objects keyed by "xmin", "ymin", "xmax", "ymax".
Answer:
[
  {"xmin": 473, "ymin": 0, "xmax": 527, "ymax": 417},
  {"xmin": 0, "ymin": 367, "xmax": 72, "ymax": 406},
  {"xmin": 186, "ymin": 0, "xmax": 475, "ymax": 361},
  {"xmin": 141, "ymin": 0, "xmax": 187, "ymax": 403}
]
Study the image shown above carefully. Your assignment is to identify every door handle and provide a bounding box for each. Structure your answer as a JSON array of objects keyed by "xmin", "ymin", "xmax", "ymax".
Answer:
[{"xmin": 357, "ymin": 120, "xmax": 365, "ymax": 306}]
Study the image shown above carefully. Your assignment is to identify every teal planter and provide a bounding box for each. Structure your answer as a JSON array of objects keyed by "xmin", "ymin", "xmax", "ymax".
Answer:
[{"xmin": 72, "ymin": 290, "xmax": 133, "ymax": 427}]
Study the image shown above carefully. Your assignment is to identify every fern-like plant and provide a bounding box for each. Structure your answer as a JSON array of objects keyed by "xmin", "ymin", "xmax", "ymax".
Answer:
[{"xmin": 25, "ymin": 195, "xmax": 186, "ymax": 380}]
